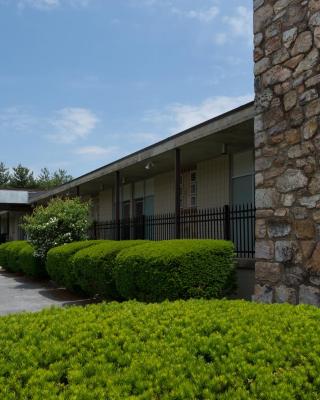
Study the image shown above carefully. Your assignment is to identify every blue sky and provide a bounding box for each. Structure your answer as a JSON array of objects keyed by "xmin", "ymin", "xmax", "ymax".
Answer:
[{"xmin": 0, "ymin": 0, "xmax": 253, "ymax": 178}]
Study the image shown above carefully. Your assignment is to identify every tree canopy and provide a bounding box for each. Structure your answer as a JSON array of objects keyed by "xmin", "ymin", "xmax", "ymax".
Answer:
[{"xmin": 0, "ymin": 162, "xmax": 73, "ymax": 190}]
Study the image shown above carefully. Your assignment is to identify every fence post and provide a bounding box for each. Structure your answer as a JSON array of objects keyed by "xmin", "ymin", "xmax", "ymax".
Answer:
[
  {"xmin": 115, "ymin": 171, "xmax": 120, "ymax": 241},
  {"xmin": 175, "ymin": 148, "xmax": 181, "ymax": 239},
  {"xmin": 93, "ymin": 221, "xmax": 97, "ymax": 240},
  {"xmin": 223, "ymin": 204, "xmax": 231, "ymax": 241}
]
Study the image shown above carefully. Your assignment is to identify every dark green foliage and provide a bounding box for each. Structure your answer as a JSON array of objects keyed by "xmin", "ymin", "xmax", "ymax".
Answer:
[
  {"xmin": 0, "ymin": 162, "xmax": 10, "ymax": 187},
  {"xmin": 19, "ymin": 243, "xmax": 46, "ymax": 278},
  {"xmin": 46, "ymin": 241, "xmax": 105, "ymax": 290},
  {"xmin": 1, "ymin": 300, "xmax": 320, "ymax": 399},
  {"xmin": 115, "ymin": 240, "xmax": 235, "ymax": 302},
  {"xmin": 0, "ymin": 161, "xmax": 73, "ymax": 189},
  {"xmin": 9, "ymin": 164, "xmax": 35, "ymax": 188},
  {"xmin": 0, "ymin": 242, "xmax": 12, "ymax": 269},
  {"xmin": 0, "ymin": 241, "xmax": 44, "ymax": 277},
  {"xmin": 72, "ymin": 240, "xmax": 149, "ymax": 299},
  {"xmin": 4, "ymin": 241, "xmax": 30, "ymax": 272}
]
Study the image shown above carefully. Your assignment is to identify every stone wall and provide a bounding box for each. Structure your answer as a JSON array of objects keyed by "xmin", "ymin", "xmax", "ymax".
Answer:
[{"xmin": 254, "ymin": 0, "xmax": 320, "ymax": 305}]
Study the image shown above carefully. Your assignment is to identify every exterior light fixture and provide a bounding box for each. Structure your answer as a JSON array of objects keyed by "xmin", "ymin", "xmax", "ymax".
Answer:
[
  {"xmin": 221, "ymin": 143, "xmax": 228, "ymax": 155},
  {"xmin": 145, "ymin": 161, "xmax": 154, "ymax": 170}
]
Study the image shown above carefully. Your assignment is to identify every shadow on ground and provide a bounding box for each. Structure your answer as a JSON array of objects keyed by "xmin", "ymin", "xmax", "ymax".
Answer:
[{"xmin": 0, "ymin": 268, "xmax": 96, "ymax": 315}]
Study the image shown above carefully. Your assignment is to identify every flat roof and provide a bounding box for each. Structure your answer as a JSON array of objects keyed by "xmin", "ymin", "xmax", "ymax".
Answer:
[{"xmin": 31, "ymin": 101, "xmax": 254, "ymax": 203}]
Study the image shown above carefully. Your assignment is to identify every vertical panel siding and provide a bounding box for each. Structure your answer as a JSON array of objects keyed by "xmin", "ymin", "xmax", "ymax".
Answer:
[
  {"xmin": 154, "ymin": 171, "xmax": 175, "ymax": 214},
  {"xmin": 99, "ymin": 188, "xmax": 113, "ymax": 221},
  {"xmin": 197, "ymin": 155, "xmax": 230, "ymax": 209},
  {"xmin": 134, "ymin": 181, "xmax": 144, "ymax": 199}
]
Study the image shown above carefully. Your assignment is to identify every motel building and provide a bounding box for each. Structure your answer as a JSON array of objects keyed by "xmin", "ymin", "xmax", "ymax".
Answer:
[
  {"xmin": 0, "ymin": 102, "xmax": 255, "ymax": 299},
  {"xmin": 2, "ymin": 0, "xmax": 320, "ymax": 306}
]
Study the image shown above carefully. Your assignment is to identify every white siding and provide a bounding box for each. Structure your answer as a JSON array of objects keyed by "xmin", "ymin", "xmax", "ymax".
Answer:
[
  {"xmin": 154, "ymin": 171, "xmax": 175, "ymax": 214},
  {"xmin": 197, "ymin": 155, "xmax": 230, "ymax": 209},
  {"xmin": 99, "ymin": 188, "xmax": 113, "ymax": 221},
  {"xmin": 145, "ymin": 178, "xmax": 154, "ymax": 196},
  {"xmin": 122, "ymin": 184, "xmax": 132, "ymax": 202},
  {"xmin": 134, "ymin": 181, "xmax": 144, "ymax": 199}
]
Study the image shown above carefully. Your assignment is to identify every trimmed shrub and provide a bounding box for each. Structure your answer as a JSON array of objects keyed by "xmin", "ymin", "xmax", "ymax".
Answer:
[
  {"xmin": 3, "ymin": 241, "xmax": 30, "ymax": 273},
  {"xmin": 46, "ymin": 240, "xmax": 105, "ymax": 290},
  {"xmin": 115, "ymin": 239, "xmax": 235, "ymax": 302},
  {"xmin": 19, "ymin": 243, "xmax": 46, "ymax": 278},
  {"xmin": 0, "ymin": 241, "xmax": 43, "ymax": 276},
  {"xmin": 72, "ymin": 240, "xmax": 149, "ymax": 299},
  {"xmin": 1, "ymin": 300, "xmax": 320, "ymax": 398},
  {"xmin": 0, "ymin": 242, "xmax": 12, "ymax": 269}
]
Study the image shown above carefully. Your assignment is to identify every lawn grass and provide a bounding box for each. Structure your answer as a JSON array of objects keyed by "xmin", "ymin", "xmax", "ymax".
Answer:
[{"xmin": 0, "ymin": 300, "xmax": 319, "ymax": 399}]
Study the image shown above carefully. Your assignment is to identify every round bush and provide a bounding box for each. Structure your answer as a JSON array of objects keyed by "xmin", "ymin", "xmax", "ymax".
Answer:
[
  {"xmin": 0, "ymin": 242, "xmax": 12, "ymax": 269},
  {"xmin": 72, "ymin": 240, "xmax": 149, "ymax": 299},
  {"xmin": 3, "ymin": 241, "xmax": 30, "ymax": 273},
  {"xmin": 46, "ymin": 240, "xmax": 106, "ymax": 290},
  {"xmin": 115, "ymin": 239, "xmax": 235, "ymax": 302},
  {"xmin": 19, "ymin": 243, "xmax": 46, "ymax": 278}
]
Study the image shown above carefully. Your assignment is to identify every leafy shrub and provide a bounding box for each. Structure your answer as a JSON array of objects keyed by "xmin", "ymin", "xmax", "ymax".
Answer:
[
  {"xmin": 19, "ymin": 243, "xmax": 46, "ymax": 278},
  {"xmin": 46, "ymin": 240, "xmax": 105, "ymax": 290},
  {"xmin": 2, "ymin": 241, "xmax": 30, "ymax": 273},
  {"xmin": 22, "ymin": 197, "xmax": 90, "ymax": 261},
  {"xmin": 72, "ymin": 240, "xmax": 149, "ymax": 299},
  {"xmin": 115, "ymin": 240, "xmax": 235, "ymax": 302},
  {"xmin": 1, "ymin": 300, "xmax": 320, "ymax": 399}
]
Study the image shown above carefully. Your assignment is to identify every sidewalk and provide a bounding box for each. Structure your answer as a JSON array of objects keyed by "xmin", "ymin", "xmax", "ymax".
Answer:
[{"xmin": 0, "ymin": 268, "xmax": 93, "ymax": 315}]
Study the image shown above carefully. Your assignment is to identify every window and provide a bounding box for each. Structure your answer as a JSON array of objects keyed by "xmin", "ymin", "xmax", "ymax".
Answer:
[{"xmin": 180, "ymin": 170, "xmax": 197, "ymax": 210}]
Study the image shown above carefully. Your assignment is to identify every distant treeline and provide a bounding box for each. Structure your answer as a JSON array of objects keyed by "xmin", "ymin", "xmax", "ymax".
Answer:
[{"xmin": 0, "ymin": 162, "xmax": 73, "ymax": 190}]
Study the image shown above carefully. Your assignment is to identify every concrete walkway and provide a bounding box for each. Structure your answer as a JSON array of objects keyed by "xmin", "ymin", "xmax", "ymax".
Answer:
[{"xmin": 0, "ymin": 268, "xmax": 94, "ymax": 316}]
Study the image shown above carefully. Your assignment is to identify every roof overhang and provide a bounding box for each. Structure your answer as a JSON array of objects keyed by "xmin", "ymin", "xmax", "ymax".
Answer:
[{"xmin": 31, "ymin": 101, "xmax": 254, "ymax": 202}]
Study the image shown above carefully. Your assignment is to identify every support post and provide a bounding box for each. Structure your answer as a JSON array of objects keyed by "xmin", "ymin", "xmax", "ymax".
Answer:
[
  {"xmin": 76, "ymin": 186, "xmax": 80, "ymax": 197},
  {"xmin": 175, "ymin": 148, "xmax": 181, "ymax": 239},
  {"xmin": 223, "ymin": 204, "xmax": 230, "ymax": 241},
  {"xmin": 115, "ymin": 171, "xmax": 120, "ymax": 241}
]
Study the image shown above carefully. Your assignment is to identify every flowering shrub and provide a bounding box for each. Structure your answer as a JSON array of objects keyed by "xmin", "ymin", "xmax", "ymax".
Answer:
[
  {"xmin": 22, "ymin": 197, "xmax": 90, "ymax": 260},
  {"xmin": 1, "ymin": 300, "xmax": 320, "ymax": 399}
]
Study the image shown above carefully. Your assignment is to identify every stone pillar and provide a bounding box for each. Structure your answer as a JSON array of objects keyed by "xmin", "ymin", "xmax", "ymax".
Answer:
[{"xmin": 254, "ymin": 0, "xmax": 320, "ymax": 305}]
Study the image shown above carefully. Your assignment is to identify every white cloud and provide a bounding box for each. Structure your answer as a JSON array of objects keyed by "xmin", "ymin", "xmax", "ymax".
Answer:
[
  {"xmin": 0, "ymin": 107, "xmax": 37, "ymax": 132},
  {"xmin": 49, "ymin": 108, "xmax": 99, "ymax": 144},
  {"xmin": 74, "ymin": 145, "xmax": 116, "ymax": 156},
  {"xmin": 16, "ymin": 0, "xmax": 91, "ymax": 10},
  {"xmin": 215, "ymin": 6, "xmax": 252, "ymax": 45},
  {"xmin": 172, "ymin": 5, "xmax": 219, "ymax": 22},
  {"xmin": 145, "ymin": 95, "xmax": 253, "ymax": 133},
  {"xmin": 224, "ymin": 6, "xmax": 252, "ymax": 39}
]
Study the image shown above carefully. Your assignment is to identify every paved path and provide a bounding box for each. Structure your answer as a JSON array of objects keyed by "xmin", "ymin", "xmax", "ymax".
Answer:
[{"xmin": 0, "ymin": 268, "xmax": 94, "ymax": 316}]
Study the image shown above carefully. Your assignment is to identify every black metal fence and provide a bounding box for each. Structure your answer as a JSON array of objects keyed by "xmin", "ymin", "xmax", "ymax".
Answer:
[{"xmin": 89, "ymin": 203, "xmax": 256, "ymax": 258}]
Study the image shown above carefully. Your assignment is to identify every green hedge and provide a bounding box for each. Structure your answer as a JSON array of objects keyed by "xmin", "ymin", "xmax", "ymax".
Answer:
[
  {"xmin": 1, "ymin": 300, "xmax": 320, "ymax": 399},
  {"xmin": 115, "ymin": 240, "xmax": 235, "ymax": 302},
  {"xmin": 72, "ymin": 240, "xmax": 149, "ymax": 299},
  {"xmin": 46, "ymin": 240, "xmax": 106, "ymax": 291},
  {"xmin": 0, "ymin": 241, "xmax": 29, "ymax": 272},
  {"xmin": 19, "ymin": 243, "xmax": 46, "ymax": 278},
  {"xmin": 0, "ymin": 242, "xmax": 12, "ymax": 269},
  {"xmin": 0, "ymin": 241, "xmax": 45, "ymax": 277}
]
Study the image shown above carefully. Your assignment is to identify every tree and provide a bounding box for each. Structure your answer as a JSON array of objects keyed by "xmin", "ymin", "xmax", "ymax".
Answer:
[
  {"xmin": 10, "ymin": 164, "xmax": 35, "ymax": 188},
  {"xmin": 22, "ymin": 197, "xmax": 90, "ymax": 260},
  {"xmin": 36, "ymin": 168, "xmax": 73, "ymax": 190},
  {"xmin": 51, "ymin": 169, "xmax": 73, "ymax": 187},
  {"xmin": 0, "ymin": 162, "xmax": 10, "ymax": 187}
]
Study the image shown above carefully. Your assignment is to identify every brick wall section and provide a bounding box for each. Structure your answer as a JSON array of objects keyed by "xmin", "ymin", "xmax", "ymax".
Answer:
[{"xmin": 254, "ymin": 0, "xmax": 320, "ymax": 305}]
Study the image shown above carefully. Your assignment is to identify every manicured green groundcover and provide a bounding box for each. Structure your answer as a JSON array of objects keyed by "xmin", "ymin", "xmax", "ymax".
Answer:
[{"xmin": 1, "ymin": 300, "xmax": 320, "ymax": 400}]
